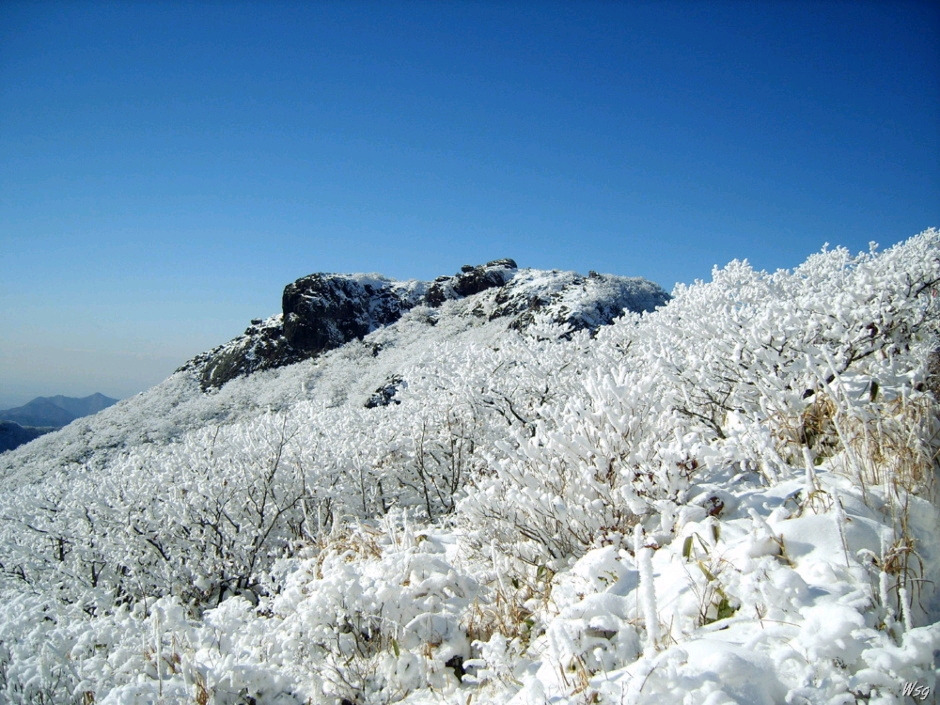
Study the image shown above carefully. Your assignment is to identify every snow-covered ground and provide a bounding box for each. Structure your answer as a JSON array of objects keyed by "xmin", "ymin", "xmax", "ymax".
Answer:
[{"xmin": 0, "ymin": 232, "xmax": 938, "ymax": 704}]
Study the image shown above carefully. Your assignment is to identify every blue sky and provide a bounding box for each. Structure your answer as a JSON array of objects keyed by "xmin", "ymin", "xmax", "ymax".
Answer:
[{"xmin": 1, "ymin": 0, "xmax": 938, "ymax": 407}]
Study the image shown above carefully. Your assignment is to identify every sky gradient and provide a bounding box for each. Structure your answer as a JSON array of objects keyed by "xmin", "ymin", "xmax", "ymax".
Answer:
[{"xmin": 1, "ymin": 0, "xmax": 938, "ymax": 407}]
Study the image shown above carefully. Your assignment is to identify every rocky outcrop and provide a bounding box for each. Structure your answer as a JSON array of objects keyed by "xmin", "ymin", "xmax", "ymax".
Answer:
[
  {"xmin": 184, "ymin": 259, "xmax": 669, "ymax": 390},
  {"xmin": 365, "ymin": 375, "xmax": 405, "ymax": 409},
  {"xmin": 281, "ymin": 274, "xmax": 423, "ymax": 353},
  {"xmin": 189, "ymin": 316, "xmax": 306, "ymax": 391},
  {"xmin": 187, "ymin": 260, "xmax": 521, "ymax": 389},
  {"xmin": 424, "ymin": 259, "xmax": 517, "ymax": 306},
  {"xmin": 482, "ymin": 268, "xmax": 670, "ymax": 334}
]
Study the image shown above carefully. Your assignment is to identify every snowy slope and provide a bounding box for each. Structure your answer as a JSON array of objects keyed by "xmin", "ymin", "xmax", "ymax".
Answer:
[
  {"xmin": 0, "ymin": 236, "xmax": 938, "ymax": 705},
  {"xmin": 0, "ymin": 263, "xmax": 666, "ymax": 487}
]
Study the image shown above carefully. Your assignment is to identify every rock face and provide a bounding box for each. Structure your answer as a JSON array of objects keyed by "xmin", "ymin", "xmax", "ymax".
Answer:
[
  {"xmin": 365, "ymin": 375, "xmax": 405, "ymax": 409},
  {"xmin": 184, "ymin": 259, "xmax": 669, "ymax": 390},
  {"xmin": 191, "ymin": 316, "xmax": 306, "ymax": 391},
  {"xmin": 424, "ymin": 258, "xmax": 518, "ymax": 306},
  {"xmin": 281, "ymin": 274, "xmax": 425, "ymax": 353}
]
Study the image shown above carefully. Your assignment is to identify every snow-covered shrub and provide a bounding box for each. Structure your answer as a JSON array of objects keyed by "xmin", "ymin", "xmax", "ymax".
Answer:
[
  {"xmin": 0, "ymin": 411, "xmax": 319, "ymax": 606},
  {"xmin": 239, "ymin": 515, "xmax": 479, "ymax": 704},
  {"xmin": 0, "ymin": 230, "xmax": 938, "ymax": 704}
]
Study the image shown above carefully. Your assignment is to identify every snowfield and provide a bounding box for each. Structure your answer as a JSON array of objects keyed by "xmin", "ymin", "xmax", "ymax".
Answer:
[{"xmin": 1, "ymin": 232, "xmax": 938, "ymax": 704}]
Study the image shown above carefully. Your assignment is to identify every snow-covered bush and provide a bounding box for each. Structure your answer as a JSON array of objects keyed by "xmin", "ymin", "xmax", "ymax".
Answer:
[{"xmin": 0, "ymin": 230, "xmax": 938, "ymax": 704}]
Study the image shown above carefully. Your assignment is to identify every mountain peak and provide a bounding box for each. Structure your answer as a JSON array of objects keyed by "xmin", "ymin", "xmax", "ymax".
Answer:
[{"xmin": 182, "ymin": 260, "xmax": 668, "ymax": 390}]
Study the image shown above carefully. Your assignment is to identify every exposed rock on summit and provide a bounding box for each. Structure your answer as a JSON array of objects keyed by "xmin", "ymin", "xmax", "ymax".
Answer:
[
  {"xmin": 189, "ymin": 316, "xmax": 302, "ymax": 391},
  {"xmin": 281, "ymin": 274, "xmax": 426, "ymax": 354},
  {"xmin": 424, "ymin": 258, "xmax": 517, "ymax": 306},
  {"xmin": 183, "ymin": 259, "xmax": 668, "ymax": 390}
]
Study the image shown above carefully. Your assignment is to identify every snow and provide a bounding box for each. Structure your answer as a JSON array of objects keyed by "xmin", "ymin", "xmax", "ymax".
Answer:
[{"xmin": 0, "ymin": 230, "xmax": 938, "ymax": 704}]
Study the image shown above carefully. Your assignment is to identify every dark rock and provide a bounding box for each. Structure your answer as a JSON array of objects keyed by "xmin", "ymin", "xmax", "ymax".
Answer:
[
  {"xmin": 486, "ymin": 258, "xmax": 518, "ymax": 269},
  {"xmin": 424, "ymin": 259, "xmax": 517, "ymax": 307},
  {"xmin": 445, "ymin": 654, "xmax": 465, "ymax": 681},
  {"xmin": 365, "ymin": 375, "xmax": 404, "ymax": 408},
  {"xmin": 189, "ymin": 274, "xmax": 422, "ymax": 389},
  {"xmin": 282, "ymin": 275, "xmax": 405, "ymax": 352},
  {"xmin": 181, "ymin": 316, "xmax": 303, "ymax": 390}
]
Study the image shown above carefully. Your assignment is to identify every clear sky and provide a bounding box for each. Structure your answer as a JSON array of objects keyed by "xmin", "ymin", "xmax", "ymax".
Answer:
[{"xmin": 1, "ymin": 0, "xmax": 938, "ymax": 408}]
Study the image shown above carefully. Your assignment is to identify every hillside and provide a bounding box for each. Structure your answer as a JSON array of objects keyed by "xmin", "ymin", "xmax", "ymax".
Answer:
[
  {"xmin": 0, "ymin": 393, "xmax": 119, "ymax": 453},
  {"xmin": 0, "ymin": 421, "xmax": 51, "ymax": 453},
  {"xmin": 0, "ymin": 262, "xmax": 667, "ymax": 487},
  {"xmin": 0, "ymin": 235, "xmax": 938, "ymax": 705}
]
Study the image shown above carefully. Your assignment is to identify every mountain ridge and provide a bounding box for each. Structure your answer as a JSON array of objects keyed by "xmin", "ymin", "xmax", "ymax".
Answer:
[
  {"xmin": 181, "ymin": 259, "xmax": 670, "ymax": 390},
  {"xmin": 0, "ymin": 392, "xmax": 118, "ymax": 428},
  {"xmin": 0, "ymin": 421, "xmax": 54, "ymax": 453}
]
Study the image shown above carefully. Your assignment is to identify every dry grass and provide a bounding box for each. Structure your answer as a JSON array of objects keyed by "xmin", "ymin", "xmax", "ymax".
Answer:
[
  {"xmin": 831, "ymin": 388, "xmax": 938, "ymax": 626},
  {"xmin": 844, "ymin": 393, "xmax": 939, "ymax": 496},
  {"xmin": 771, "ymin": 373, "xmax": 939, "ymax": 630}
]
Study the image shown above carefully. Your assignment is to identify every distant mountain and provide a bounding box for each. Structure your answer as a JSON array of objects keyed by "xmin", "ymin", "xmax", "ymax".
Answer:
[
  {"xmin": 0, "ymin": 393, "xmax": 118, "ymax": 429},
  {"xmin": 40, "ymin": 393, "xmax": 117, "ymax": 418},
  {"xmin": 0, "ymin": 421, "xmax": 52, "ymax": 453}
]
